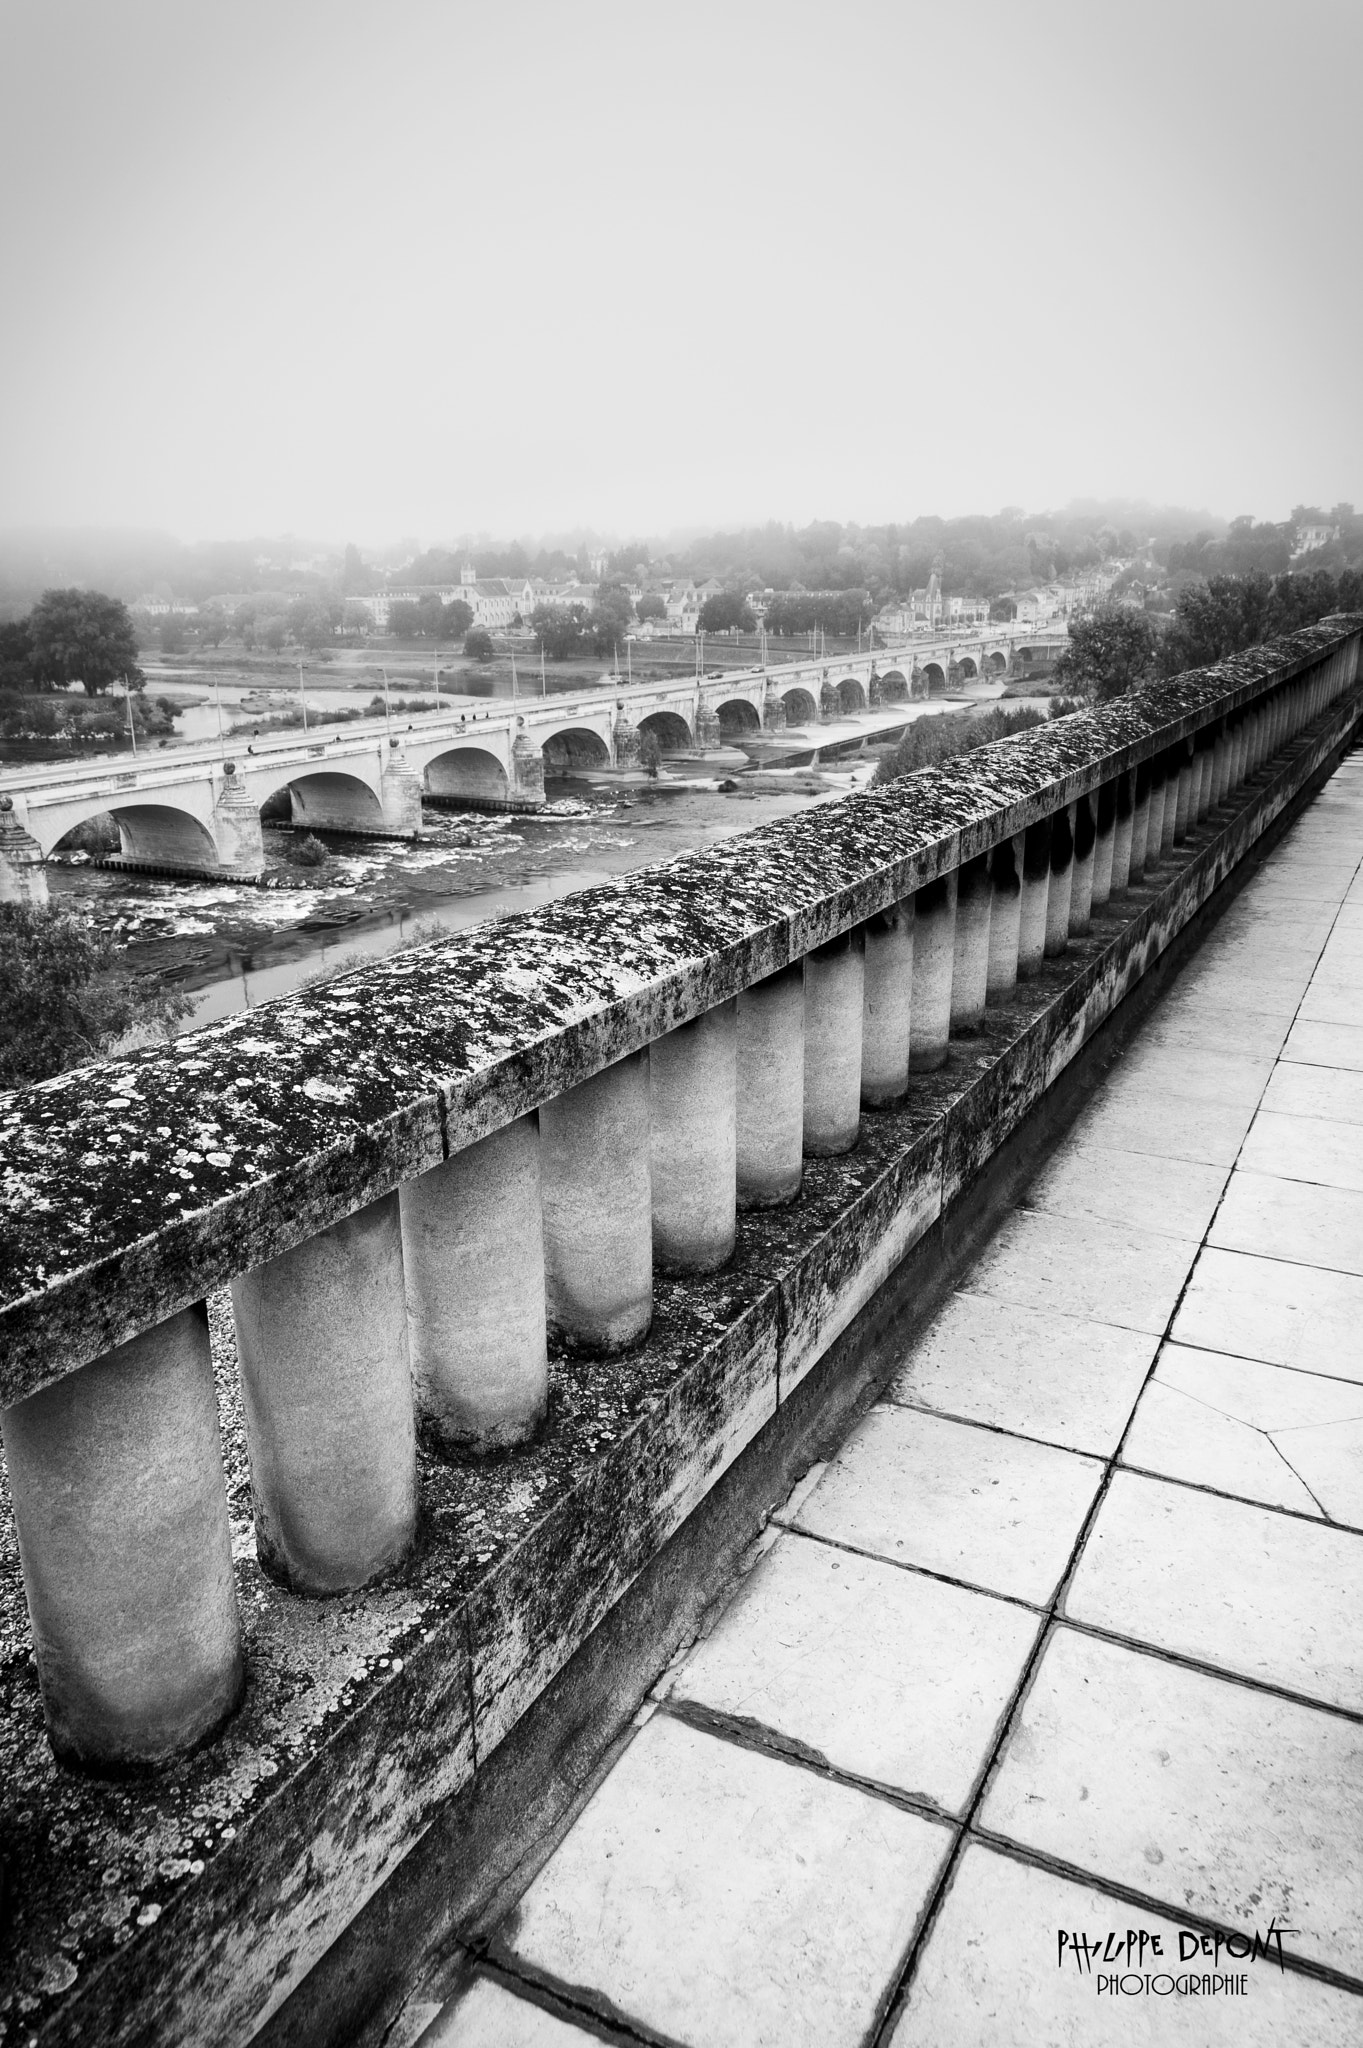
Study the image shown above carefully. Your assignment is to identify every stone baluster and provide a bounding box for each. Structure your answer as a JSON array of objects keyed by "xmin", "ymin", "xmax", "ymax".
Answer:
[
  {"xmin": 1193, "ymin": 728, "xmax": 1215, "ymax": 824},
  {"xmin": 650, "ymin": 1000, "xmax": 737, "ymax": 1274},
  {"xmin": 1172, "ymin": 740, "xmax": 1195, "ymax": 843},
  {"xmin": 1017, "ymin": 819, "xmax": 1050, "ymax": 976},
  {"xmin": 736, "ymin": 964, "xmax": 804, "ymax": 1207},
  {"xmin": 1128, "ymin": 760, "xmax": 1152, "ymax": 884},
  {"xmin": 1091, "ymin": 780, "xmax": 1117, "ymax": 908},
  {"xmin": 1210, "ymin": 719, "xmax": 1231, "ymax": 809},
  {"xmin": 1, "ymin": 1305, "xmax": 244, "ymax": 1770},
  {"xmin": 908, "ymin": 871, "xmax": 957, "ymax": 1069},
  {"xmin": 1109, "ymin": 770, "xmax": 1135, "ymax": 895},
  {"xmin": 232, "ymin": 1193, "xmax": 417, "ymax": 1595},
  {"xmin": 400, "ymin": 1115, "xmax": 548, "ymax": 1454},
  {"xmin": 1069, "ymin": 793, "xmax": 1096, "ymax": 934},
  {"xmin": 1144, "ymin": 756, "xmax": 1167, "ymax": 867},
  {"xmin": 861, "ymin": 902, "xmax": 914, "ymax": 1107},
  {"xmin": 1044, "ymin": 805, "xmax": 1075, "ymax": 957},
  {"xmin": 985, "ymin": 836, "xmax": 1022, "ymax": 1000},
  {"xmin": 804, "ymin": 928, "xmax": 864, "ymax": 1153},
  {"xmin": 541, "ymin": 1050, "xmax": 653, "ymax": 1353},
  {"xmin": 950, "ymin": 855, "xmax": 993, "ymax": 1033},
  {"xmin": 1157, "ymin": 748, "xmax": 1179, "ymax": 859}
]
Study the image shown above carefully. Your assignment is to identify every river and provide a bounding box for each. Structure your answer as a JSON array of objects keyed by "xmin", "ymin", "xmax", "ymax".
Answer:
[{"xmin": 39, "ymin": 684, "xmax": 1028, "ymax": 1034}]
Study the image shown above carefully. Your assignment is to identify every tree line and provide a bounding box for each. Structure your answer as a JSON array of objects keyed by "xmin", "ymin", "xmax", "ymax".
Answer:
[{"xmin": 1054, "ymin": 567, "xmax": 1363, "ymax": 703}]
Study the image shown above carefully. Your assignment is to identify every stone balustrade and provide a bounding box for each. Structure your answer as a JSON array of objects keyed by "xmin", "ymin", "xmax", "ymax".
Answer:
[
  {"xmin": 1, "ymin": 617, "xmax": 1359, "ymax": 1774},
  {"xmin": 0, "ymin": 617, "xmax": 1360, "ymax": 2043}
]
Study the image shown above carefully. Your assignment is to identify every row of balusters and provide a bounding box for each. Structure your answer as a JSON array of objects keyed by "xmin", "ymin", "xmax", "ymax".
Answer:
[{"xmin": 1, "ymin": 657, "xmax": 1346, "ymax": 1773}]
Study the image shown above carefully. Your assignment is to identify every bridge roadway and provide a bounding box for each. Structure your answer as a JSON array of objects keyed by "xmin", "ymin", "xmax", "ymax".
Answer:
[
  {"xmin": 406, "ymin": 747, "xmax": 1363, "ymax": 2047},
  {"xmin": 0, "ymin": 629, "xmax": 1064, "ymax": 893}
]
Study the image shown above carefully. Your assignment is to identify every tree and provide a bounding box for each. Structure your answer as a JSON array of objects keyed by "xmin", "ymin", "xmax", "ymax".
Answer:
[
  {"xmin": 158, "ymin": 614, "xmax": 188, "ymax": 655},
  {"xmin": 532, "ymin": 603, "xmax": 589, "ymax": 660},
  {"xmin": 635, "ymin": 593, "xmax": 667, "ymax": 623},
  {"xmin": 390, "ymin": 595, "xmax": 472, "ymax": 640},
  {"xmin": 197, "ymin": 603, "xmax": 228, "ymax": 648},
  {"xmin": 464, "ymin": 628, "xmax": 494, "ymax": 661},
  {"xmin": 588, "ymin": 582, "xmax": 634, "ymax": 656},
  {"xmin": 698, "ymin": 591, "xmax": 756, "ymax": 633},
  {"xmin": 0, "ymin": 903, "xmax": 192, "ymax": 1088},
  {"xmin": 1052, "ymin": 605, "xmax": 1157, "ymax": 702},
  {"xmin": 29, "ymin": 588, "xmax": 143, "ymax": 694},
  {"xmin": 0, "ymin": 616, "xmax": 34, "ymax": 690}
]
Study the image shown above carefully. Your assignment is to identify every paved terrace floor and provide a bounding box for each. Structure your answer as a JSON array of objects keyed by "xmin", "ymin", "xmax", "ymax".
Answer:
[{"xmin": 412, "ymin": 751, "xmax": 1363, "ymax": 2048}]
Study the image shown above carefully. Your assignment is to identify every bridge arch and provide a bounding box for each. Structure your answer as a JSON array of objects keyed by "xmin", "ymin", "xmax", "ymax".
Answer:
[
  {"xmin": 424, "ymin": 746, "xmax": 509, "ymax": 807},
  {"xmin": 837, "ymin": 676, "xmax": 867, "ymax": 714},
  {"xmin": 715, "ymin": 698, "xmax": 760, "ymax": 740},
  {"xmin": 259, "ymin": 770, "xmax": 387, "ymax": 837},
  {"xmin": 879, "ymin": 669, "xmax": 909, "ymax": 703},
  {"xmin": 52, "ymin": 798, "xmax": 221, "ymax": 873},
  {"xmin": 920, "ymin": 661, "xmax": 948, "ymax": 697},
  {"xmin": 638, "ymin": 710, "xmax": 693, "ymax": 754},
  {"xmin": 956, "ymin": 655, "xmax": 979, "ymax": 681},
  {"xmin": 780, "ymin": 686, "xmax": 818, "ymax": 726},
  {"xmin": 541, "ymin": 725, "xmax": 612, "ymax": 774},
  {"xmin": 36, "ymin": 795, "xmax": 215, "ymax": 866},
  {"xmin": 986, "ymin": 649, "xmax": 1008, "ymax": 674}
]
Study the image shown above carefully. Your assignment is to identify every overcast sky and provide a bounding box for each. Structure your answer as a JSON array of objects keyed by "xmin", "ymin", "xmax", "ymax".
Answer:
[{"xmin": 1, "ymin": 0, "xmax": 1358, "ymax": 547}]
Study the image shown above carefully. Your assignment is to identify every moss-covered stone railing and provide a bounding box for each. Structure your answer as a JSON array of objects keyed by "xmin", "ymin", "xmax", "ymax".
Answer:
[{"xmin": 0, "ymin": 615, "xmax": 1359, "ymax": 2045}]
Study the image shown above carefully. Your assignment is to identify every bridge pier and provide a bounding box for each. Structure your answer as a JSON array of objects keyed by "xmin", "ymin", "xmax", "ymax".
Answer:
[
  {"xmin": 613, "ymin": 717, "xmax": 642, "ymax": 770},
  {"xmin": 0, "ymin": 796, "xmax": 48, "ymax": 905},
  {"xmin": 762, "ymin": 690, "xmax": 786, "ymax": 733},
  {"xmin": 695, "ymin": 706, "xmax": 722, "ymax": 751},
  {"xmin": 212, "ymin": 763, "xmax": 266, "ymax": 879},
  {"xmin": 511, "ymin": 732, "xmax": 546, "ymax": 808}
]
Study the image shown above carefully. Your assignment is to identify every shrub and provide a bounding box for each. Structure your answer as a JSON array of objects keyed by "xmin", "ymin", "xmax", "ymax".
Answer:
[{"xmin": 876, "ymin": 705, "xmax": 1046, "ymax": 783}]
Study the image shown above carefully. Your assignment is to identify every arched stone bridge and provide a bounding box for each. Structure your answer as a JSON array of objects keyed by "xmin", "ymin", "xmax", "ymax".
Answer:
[{"xmin": 0, "ymin": 630, "xmax": 1062, "ymax": 892}]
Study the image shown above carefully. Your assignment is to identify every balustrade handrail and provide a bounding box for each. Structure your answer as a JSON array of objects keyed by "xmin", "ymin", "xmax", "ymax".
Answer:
[{"xmin": 1, "ymin": 615, "xmax": 1358, "ymax": 1408}]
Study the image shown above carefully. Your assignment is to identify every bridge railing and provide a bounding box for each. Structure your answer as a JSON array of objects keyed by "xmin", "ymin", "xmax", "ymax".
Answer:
[{"xmin": 0, "ymin": 617, "xmax": 1359, "ymax": 1775}]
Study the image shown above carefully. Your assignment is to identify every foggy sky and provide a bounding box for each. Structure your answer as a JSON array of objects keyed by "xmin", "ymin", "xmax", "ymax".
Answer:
[{"xmin": 1, "ymin": 0, "xmax": 1359, "ymax": 547}]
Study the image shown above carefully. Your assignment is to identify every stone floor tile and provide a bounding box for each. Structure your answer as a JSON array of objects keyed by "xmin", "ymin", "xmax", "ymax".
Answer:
[
  {"xmin": 1065, "ymin": 1469, "xmax": 1363, "ymax": 1710},
  {"xmin": 1162, "ymin": 965, "xmax": 1311, "ymax": 1020},
  {"xmin": 1297, "ymin": 979, "xmax": 1363, "ymax": 1026},
  {"xmin": 1123, "ymin": 1342, "xmax": 1363, "ymax": 1517},
  {"xmin": 424, "ymin": 1975, "xmax": 613, "ymax": 2045},
  {"xmin": 1272, "ymin": 1415, "xmax": 1363, "ymax": 1528},
  {"xmin": 671, "ymin": 1530, "xmax": 1039, "ymax": 1814},
  {"xmin": 1133, "ymin": 1003, "xmax": 1289, "ymax": 1061},
  {"xmin": 1066, "ymin": 1089, "xmax": 1254, "ymax": 1171},
  {"xmin": 890, "ymin": 1841, "xmax": 1363, "ymax": 2046},
  {"xmin": 1237, "ymin": 1111, "xmax": 1363, "ymax": 1192},
  {"xmin": 1122, "ymin": 1380, "xmax": 1323, "ymax": 1516},
  {"xmin": 1263, "ymin": 1060, "xmax": 1363, "ymax": 1124},
  {"xmin": 1020, "ymin": 1142, "xmax": 1228, "ymax": 1244},
  {"xmin": 1171, "ymin": 1247, "xmax": 1363, "ymax": 1382},
  {"xmin": 890, "ymin": 1291, "xmax": 1156, "ymax": 1456},
  {"xmin": 788, "ymin": 1404, "xmax": 1103, "ymax": 1606},
  {"xmin": 1210, "ymin": 1173, "xmax": 1363, "ymax": 1275},
  {"xmin": 981, "ymin": 1627, "xmax": 1363, "ymax": 1976},
  {"xmin": 1104, "ymin": 1045, "xmax": 1273, "ymax": 1109},
  {"xmin": 501, "ymin": 1712, "xmax": 950, "ymax": 2048},
  {"xmin": 965, "ymin": 1207, "xmax": 1197, "ymax": 1335},
  {"xmin": 1283, "ymin": 1019, "xmax": 1363, "ymax": 1072}
]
